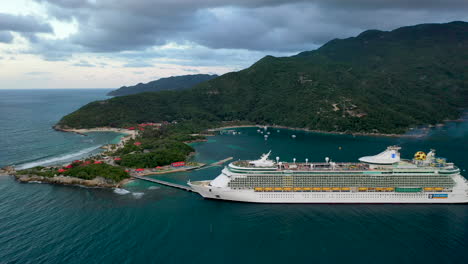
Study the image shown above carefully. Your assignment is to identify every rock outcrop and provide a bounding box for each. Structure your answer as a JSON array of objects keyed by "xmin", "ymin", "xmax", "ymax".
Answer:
[{"xmin": 15, "ymin": 174, "xmax": 129, "ymax": 188}]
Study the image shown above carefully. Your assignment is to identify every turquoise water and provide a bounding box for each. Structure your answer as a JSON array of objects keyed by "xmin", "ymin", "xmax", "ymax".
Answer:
[{"xmin": 0, "ymin": 90, "xmax": 467, "ymax": 263}]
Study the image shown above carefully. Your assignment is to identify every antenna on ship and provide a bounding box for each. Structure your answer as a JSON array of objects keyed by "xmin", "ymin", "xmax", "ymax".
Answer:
[
  {"xmin": 276, "ymin": 156, "xmax": 280, "ymax": 163},
  {"xmin": 325, "ymin": 157, "xmax": 330, "ymax": 163},
  {"xmin": 293, "ymin": 158, "xmax": 296, "ymax": 164},
  {"xmin": 305, "ymin": 158, "xmax": 308, "ymax": 165}
]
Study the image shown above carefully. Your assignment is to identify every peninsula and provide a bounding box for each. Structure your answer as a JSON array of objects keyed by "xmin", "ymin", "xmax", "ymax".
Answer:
[{"xmin": 57, "ymin": 22, "xmax": 468, "ymax": 135}]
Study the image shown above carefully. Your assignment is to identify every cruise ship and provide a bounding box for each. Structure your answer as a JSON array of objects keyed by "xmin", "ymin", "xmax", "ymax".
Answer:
[{"xmin": 189, "ymin": 146, "xmax": 468, "ymax": 203}]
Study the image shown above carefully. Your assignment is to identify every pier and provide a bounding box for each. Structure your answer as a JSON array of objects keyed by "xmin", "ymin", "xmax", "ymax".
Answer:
[
  {"xmin": 195, "ymin": 157, "xmax": 233, "ymax": 170},
  {"xmin": 132, "ymin": 175, "xmax": 194, "ymax": 192},
  {"xmin": 131, "ymin": 157, "xmax": 233, "ymax": 192}
]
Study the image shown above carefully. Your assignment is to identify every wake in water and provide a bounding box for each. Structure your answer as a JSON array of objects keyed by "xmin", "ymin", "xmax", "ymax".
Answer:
[
  {"xmin": 114, "ymin": 188, "xmax": 131, "ymax": 195},
  {"xmin": 132, "ymin": 192, "xmax": 144, "ymax": 198},
  {"xmin": 16, "ymin": 145, "xmax": 102, "ymax": 169}
]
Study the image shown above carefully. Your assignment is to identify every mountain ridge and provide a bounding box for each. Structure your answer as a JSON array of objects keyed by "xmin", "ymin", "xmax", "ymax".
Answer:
[
  {"xmin": 58, "ymin": 21, "xmax": 468, "ymax": 134},
  {"xmin": 107, "ymin": 74, "xmax": 218, "ymax": 96}
]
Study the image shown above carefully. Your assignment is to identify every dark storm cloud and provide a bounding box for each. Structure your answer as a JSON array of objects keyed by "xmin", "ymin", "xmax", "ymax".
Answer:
[
  {"xmin": 0, "ymin": 13, "xmax": 53, "ymax": 33},
  {"xmin": 28, "ymin": 0, "xmax": 468, "ymax": 61},
  {"xmin": 0, "ymin": 13, "xmax": 53, "ymax": 45},
  {"xmin": 0, "ymin": 31, "xmax": 14, "ymax": 43}
]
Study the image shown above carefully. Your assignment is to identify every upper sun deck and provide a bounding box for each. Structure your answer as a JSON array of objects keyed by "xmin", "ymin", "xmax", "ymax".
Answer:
[
  {"xmin": 230, "ymin": 159, "xmax": 457, "ymax": 173},
  {"xmin": 228, "ymin": 147, "xmax": 457, "ymax": 173},
  {"xmin": 231, "ymin": 160, "xmax": 370, "ymax": 171}
]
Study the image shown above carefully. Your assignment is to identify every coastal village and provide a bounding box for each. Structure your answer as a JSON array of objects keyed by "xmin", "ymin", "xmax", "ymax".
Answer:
[{"xmin": 2, "ymin": 122, "xmax": 211, "ymax": 188}]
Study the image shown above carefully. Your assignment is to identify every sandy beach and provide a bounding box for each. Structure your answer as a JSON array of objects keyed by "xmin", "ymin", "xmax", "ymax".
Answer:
[{"xmin": 54, "ymin": 126, "xmax": 139, "ymax": 151}]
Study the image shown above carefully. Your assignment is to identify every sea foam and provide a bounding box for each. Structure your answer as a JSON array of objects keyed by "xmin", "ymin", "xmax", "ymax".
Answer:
[
  {"xmin": 132, "ymin": 192, "xmax": 144, "ymax": 198},
  {"xmin": 16, "ymin": 145, "xmax": 101, "ymax": 169},
  {"xmin": 113, "ymin": 188, "xmax": 131, "ymax": 195}
]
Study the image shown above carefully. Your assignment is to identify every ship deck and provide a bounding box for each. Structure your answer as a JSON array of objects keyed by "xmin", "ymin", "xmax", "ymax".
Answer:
[{"xmin": 233, "ymin": 161, "xmax": 370, "ymax": 171}]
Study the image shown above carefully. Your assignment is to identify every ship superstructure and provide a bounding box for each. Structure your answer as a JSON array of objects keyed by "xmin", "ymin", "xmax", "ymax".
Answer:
[{"xmin": 189, "ymin": 146, "xmax": 468, "ymax": 203}]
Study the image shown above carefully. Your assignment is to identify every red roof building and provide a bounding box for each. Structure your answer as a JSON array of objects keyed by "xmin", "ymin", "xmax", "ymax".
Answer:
[
  {"xmin": 114, "ymin": 157, "xmax": 122, "ymax": 161},
  {"xmin": 171, "ymin": 161, "xmax": 186, "ymax": 167},
  {"xmin": 135, "ymin": 168, "xmax": 145, "ymax": 172},
  {"xmin": 94, "ymin": 161, "xmax": 103, "ymax": 164},
  {"xmin": 65, "ymin": 165, "xmax": 73, "ymax": 169},
  {"xmin": 57, "ymin": 169, "xmax": 67, "ymax": 173},
  {"xmin": 134, "ymin": 142, "xmax": 142, "ymax": 146}
]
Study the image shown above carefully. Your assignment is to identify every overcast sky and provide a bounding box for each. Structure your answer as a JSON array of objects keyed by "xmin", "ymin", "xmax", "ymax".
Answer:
[{"xmin": 0, "ymin": 0, "xmax": 467, "ymax": 89}]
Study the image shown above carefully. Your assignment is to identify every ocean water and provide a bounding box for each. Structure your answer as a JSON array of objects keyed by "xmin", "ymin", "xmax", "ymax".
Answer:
[
  {"xmin": 0, "ymin": 89, "xmax": 467, "ymax": 264},
  {"xmin": 0, "ymin": 89, "xmax": 123, "ymax": 168}
]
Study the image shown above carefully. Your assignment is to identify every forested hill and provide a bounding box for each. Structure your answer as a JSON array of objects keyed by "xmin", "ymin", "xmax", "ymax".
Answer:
[
  {"xmin": 107, "ymin": 74, "xmax": 218, "ymax": 96},
  {"xmin": 59, "ymin": 21, "xmax": 468, "ymax": 134}
]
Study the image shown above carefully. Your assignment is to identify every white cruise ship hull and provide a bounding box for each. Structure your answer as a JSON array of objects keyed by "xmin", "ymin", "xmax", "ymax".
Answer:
[
  {"xmin": 190, "ymin": 181, "xmax": 468, "ymax": 204},
  {"xmin": 189, "ymin": 147, "xmax": 468, "ymax": 204}
]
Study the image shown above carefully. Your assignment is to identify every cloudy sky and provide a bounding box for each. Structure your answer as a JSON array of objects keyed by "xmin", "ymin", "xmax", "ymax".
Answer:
[{"xmin": 0, "ymin": 0, "xmax": 467, "ymax": 89}]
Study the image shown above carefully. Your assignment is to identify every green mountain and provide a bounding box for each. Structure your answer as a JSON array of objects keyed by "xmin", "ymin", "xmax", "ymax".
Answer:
[
  {"xmin": 58, "ymin": 21, "xmax": 468, "ymax": 134},
  {"xmin": 107, "ymin": 74, "xmax": 218, "ymax": 96}
]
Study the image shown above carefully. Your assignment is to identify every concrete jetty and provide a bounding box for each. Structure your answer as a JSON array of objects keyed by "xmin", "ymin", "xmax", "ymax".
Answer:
[
  {"xmin": 132, "ymin": 175, "xmax": 194, "ymax": 192},
  {"xmin": 131, "ymin": 157, "xmax": 233, "ymax": 192}
]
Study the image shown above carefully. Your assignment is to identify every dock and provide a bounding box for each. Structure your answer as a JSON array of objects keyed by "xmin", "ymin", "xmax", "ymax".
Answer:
[
  {"xmin": 131, "ymin": 157, "xmax": 233, "ymax": 192},
  {"xmin": 195, "ymin": 157, "xmax": 233, "ymax": 170},
  {"xmin": 132, "ymin": 175, "xmax": 194, "ymax": 192}
]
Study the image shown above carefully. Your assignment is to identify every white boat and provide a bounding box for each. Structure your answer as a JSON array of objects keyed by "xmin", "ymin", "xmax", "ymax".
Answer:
[{"xmin": 189, "ymin": 147, "xmax": 468, "ymax": 203}]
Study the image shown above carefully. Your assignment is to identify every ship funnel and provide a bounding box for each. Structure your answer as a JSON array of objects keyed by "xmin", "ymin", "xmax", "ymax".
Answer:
[{"xmin": 359, "ymin": 146, "xmax": 401, "ymax": 164}]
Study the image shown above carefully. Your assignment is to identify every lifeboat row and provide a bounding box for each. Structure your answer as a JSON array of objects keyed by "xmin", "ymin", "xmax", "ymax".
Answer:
[
  {"xmin": 253, "ymin": 187, "xmax": 447, "ymax": 192},
  {"xmin": 255, "ymin": 187, "xmax": 351, "ymax": 192}
]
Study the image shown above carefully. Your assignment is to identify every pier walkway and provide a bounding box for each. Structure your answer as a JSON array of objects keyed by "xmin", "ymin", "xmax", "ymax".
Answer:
[
  {"xmin": 195, "ymin": 157, "xmax": 233, "ymax": 170},
  {"xmin": 132, "ymin": 175, "xmax": 194, "ymax": 192},
  {"xmin": 131, "ymin": 157, "xmax": 233, "ymax": 192}
]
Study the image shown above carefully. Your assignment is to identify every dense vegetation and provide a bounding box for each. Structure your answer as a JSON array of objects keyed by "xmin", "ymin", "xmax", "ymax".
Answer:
[
  {"xmin": 112, "ymin": 124, "xmax": 198, "ymax": 168},
  {"xmin": 108, "ymin": 74, "xmax": 218, "ymax": 96},
  {"xmin": 17, "ymin": 166, "xmax": 56, "ymax": 178},
  {"xmin": 59, "ymin": 22, "xmax": 468, "ymax": 134},
  {"xmin": 17, "ymin": 163, "xmax": 129, "ymax": 182},
  {"xmin": 64, "ymin": 163, "xmax": 128, "ymax": 182}
]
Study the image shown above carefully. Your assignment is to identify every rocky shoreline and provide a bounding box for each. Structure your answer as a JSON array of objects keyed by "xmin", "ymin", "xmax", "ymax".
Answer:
[
  {"xmin": 14, "ymin": 174, "xmax": 131, "ymax": 188},
  {"xmin": 208, "ymin": 124, "xmax": 427, "ymax": 138}
]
